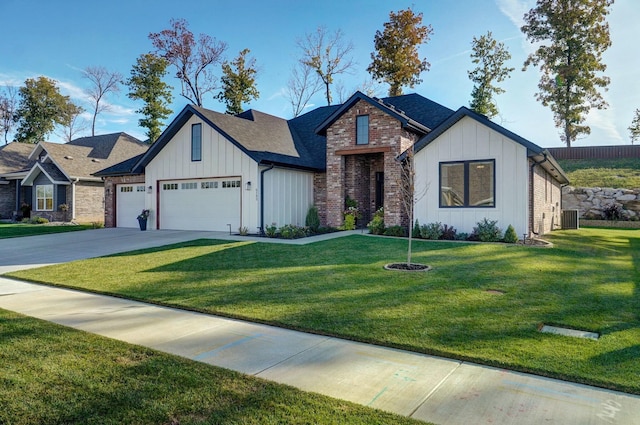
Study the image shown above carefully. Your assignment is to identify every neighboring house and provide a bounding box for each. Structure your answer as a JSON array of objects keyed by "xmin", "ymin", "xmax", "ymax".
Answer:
[
  {"xmin": 97, "ymin": 92, "xmax": 568, "ymax": 236},
  {"xmin": 0, "ymin": 142, "xmax": 35, "ymax": 219},
  {"xmin": 0, "ymin": 133, "xmax": 148, "ymax": 222}
]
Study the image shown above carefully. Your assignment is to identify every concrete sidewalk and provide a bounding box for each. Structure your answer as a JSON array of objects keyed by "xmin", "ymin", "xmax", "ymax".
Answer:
[{"xmin": 0, "ymin": 277, "xmax": 638, "ymax": 425}]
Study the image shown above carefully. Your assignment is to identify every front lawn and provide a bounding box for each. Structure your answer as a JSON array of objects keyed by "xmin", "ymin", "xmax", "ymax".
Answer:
[
  {"xmin": 0, "ymin": 309, "xmax": 424, "ymax": 425},
  {"xmin": 0, "ymin": 222, "xmax": 93, "ymax": 239},
  {"xmin": 8, "ymin": 228, "xmax": 640, "ymax": 394}
]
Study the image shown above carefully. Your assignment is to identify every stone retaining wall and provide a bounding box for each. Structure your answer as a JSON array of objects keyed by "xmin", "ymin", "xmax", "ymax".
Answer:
[{"xmin": 562, "ymin": 186, "xmax": 640, "ymax": 220}]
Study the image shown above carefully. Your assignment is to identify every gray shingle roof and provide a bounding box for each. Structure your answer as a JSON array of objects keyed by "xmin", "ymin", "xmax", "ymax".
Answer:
[{"xmin": 0, "ymin": 142, "xmax": 36, "ymax": 174}]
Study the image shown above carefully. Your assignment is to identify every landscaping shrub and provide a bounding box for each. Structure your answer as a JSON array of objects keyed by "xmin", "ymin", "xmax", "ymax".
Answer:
[
  {"xmin": 278, "ymin": 224, "xmax": 307, "ymax": 239},
  {"xmin": 305, "ymin": 206, "xmax": 320, "ymax": 232},
  {"xmin": 383, "ymin": 225, "xmax": 406, "ymax": 237},
  {"xmin": 368, "ymin": 215, "xmax": 385, "ymax": 235},
  {"xmin": 238, "ymin": 226, "xmax": 249, "ymax": 236},
  {"xmin": 420, "ymin": 222, "xmax": 443, "ymax": 240},
  {"xmin": 503, "ymin": 225, "xmax": 518, "ymax": 243},
  {"xmin": 412, "ymin": 219, "xmax": 421, "ymax": 238},
  {"xmin": 23, "ymin": 216, "xmax": 49, "ymax": 224},
  {"xmin": 265, "ymin": 223, "xmax": 278, "ymax": 238},
  {"xmin": 472, "ymin": 218, "xmax": 502, "ymax": 242},
  {"xmin": 603, "ymin": 203, "xmax": 624, "ymax": 220},
  {"xmin": 341, "ymin": 214, "xmax": 356, "ymax": 230},
  {"xmin": 455, "ymin": 232, "xmax": 469, "ymax": 241},
  {"xmin": 441, "ymin": 224, "xmax": 457, "ymax": 240}
]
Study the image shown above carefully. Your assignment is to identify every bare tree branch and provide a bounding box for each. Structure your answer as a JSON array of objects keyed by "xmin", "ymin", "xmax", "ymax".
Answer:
[{"xmin": 82, "ymin": 66, "xmax": 122, "ymax": 136}]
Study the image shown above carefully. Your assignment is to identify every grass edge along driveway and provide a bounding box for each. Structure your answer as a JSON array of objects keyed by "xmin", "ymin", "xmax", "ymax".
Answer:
[
  {"xmin": 7, "ymin": 228, "xmax": 640, "ymax": 395},
  {"xmin": 0, "ymin": 222, "xmax": 93, "ymax": 239}
]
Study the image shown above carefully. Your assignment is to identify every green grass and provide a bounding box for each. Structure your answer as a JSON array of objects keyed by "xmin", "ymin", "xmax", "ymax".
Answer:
[
  {"xmin": 8, "ymin": 228, "xmax": 640, "ymax": 394},
  {"xmin": 558, "ymin": 158, "xmax": 640, "ymax": 188},
  {"xmin": 0, "ymin": 309, "xmax": 425, "ymax": 425},
  {"xmin": 0, "ymin": 222, "xmax": 93, "ymax": 239}
]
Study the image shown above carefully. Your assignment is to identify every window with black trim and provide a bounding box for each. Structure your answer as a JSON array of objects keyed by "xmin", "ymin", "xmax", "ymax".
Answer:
[
  {"xmin": 356, "ymin": 115, "xmax": 369, "ymax": 145},
  {"xmin": 440, "ymin": 160, "xmax": 495, "ymax": 207},
  {"xmin": 191, "ymin": 123, "xmax": 202, "ymax": 161}
]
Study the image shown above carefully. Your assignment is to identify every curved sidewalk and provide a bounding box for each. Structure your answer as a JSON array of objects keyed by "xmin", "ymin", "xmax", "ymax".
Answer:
[{"xmin": 1, "ymin": 229, "xmax": 639, "ymax": 424}]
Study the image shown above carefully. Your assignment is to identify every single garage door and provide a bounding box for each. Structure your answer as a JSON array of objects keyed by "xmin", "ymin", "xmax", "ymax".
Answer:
[
  {"xmin": 116, "ymin": 184, "xmax": 146, "ymax": 228},
  {"xmin": 159, "ymin": 178, "xmax": 241, "ymax": 231}
]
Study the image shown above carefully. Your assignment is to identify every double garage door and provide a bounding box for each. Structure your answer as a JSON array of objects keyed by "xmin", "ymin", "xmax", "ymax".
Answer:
[{"xmin": 159, "ymin": 178, "xmax": 241, "ymax": 231}]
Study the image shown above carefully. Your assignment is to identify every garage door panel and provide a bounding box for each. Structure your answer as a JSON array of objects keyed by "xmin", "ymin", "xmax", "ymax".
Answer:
[
  {"xmin": 159, "ymin": 178, "xmax": 241, "ymax": 231},
  {"xmin": 116, "ymin": 184, "xmax": 146, "ymax": 228}
]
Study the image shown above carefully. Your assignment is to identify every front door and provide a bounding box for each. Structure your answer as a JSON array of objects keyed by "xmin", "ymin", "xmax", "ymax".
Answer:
[{"xmin": 375, "ymin": 172, "xmax": 384, "ymax": 211}]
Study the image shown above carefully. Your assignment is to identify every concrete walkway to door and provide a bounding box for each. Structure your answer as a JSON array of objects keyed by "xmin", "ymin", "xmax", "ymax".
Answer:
[{"xmin": 0, "ymin": 228, "xmax": 639, "ymax": 424}]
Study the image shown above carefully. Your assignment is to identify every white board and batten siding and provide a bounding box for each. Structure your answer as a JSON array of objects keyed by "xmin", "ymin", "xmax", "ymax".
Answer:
[
  {"xmin": 414, "ymin": 116, "xmax": 529, "ymax": 236},
  {"xmin": 116, "ymin": 183, "xmax": 146, "ymax": 228},
  {"xmin": 144, "ymin": 115, "xmax": 260, "ymax": 231},
  {"xmin": 262, "ymin": 167, "xmax": 314, "ymax": 228}
]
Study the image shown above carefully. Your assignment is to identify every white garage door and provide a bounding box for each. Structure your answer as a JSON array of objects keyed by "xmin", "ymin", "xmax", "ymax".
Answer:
[
  {"xmin": 159, "ymin": 178, "xmax": 241, "ymax": 231},
  {"xmin": 116, "ymin": 184, "xmax": 146, "ymax": 228}
]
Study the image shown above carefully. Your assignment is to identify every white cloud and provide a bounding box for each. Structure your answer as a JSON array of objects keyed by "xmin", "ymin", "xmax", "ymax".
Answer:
[{"xmin": 495, "ymin": 0, "xmax": 533, "ymax": 29}]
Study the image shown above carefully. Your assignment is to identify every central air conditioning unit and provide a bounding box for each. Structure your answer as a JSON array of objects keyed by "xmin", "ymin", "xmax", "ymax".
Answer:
[{"xmin": 561, "ymin": 209, "xmax": 579, "ymax": 229}]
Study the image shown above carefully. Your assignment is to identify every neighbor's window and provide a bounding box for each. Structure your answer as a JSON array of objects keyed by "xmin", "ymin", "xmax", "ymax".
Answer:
[
  {"xmin": 440, "ymin": 160, "xmax": 495, "ymax": 207},
  {"xmin": 356, "ymin": 115, "xmax": 369, "ymax": 145},
  {"xmin": 191, "ymin": 123, "xmax": 202, "ymax": 161},
  {"xmin": 36, "ymin": 184, "xmax": 54, "ymax": 211}
]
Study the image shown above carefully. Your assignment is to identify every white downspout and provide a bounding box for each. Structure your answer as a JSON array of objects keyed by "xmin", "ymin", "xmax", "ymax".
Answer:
[{"xmin": 71, "ymin": 177, "xmax": 79, "ymax": 221}]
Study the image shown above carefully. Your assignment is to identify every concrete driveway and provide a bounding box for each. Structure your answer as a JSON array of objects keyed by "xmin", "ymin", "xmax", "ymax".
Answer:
[{"xmin": 0, "ymin": 228, "xmax": 227, "ymax": 274}]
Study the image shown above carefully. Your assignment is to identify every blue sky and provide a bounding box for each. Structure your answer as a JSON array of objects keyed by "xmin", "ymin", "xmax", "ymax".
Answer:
[{"xmin": 1, "ymin": 0, "xmax": 638, "ymax": 147}]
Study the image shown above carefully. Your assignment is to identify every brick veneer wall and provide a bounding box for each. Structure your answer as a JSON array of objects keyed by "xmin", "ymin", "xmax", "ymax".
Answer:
[
  {"xmin": 0, "ymin": 182, "xmax": 16, "ymax": 219},
  {"xmin": 324, "ymin": 99, "xmax": 419, "ymax": 228},
  {"xmin": 103, "ymin": 175, "xmax": 145, "ymax": 227},
  {"xmin": 530, "ymin": 159, "xmax": 562, "ymax": 235}
]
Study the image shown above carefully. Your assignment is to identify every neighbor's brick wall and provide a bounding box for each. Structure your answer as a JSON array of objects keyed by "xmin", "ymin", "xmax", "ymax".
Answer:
[
  {"xmin": 530, "ymin": 160, "xmax": 562, "ymax": 235},
  {"xmin": 324, "ymin": 99, "xmax": 418, "ymax": 228},
  {"xmin": 103, "ymin": 175, "xmax": 145, "ymax": 227},
  {"xmin": 313, "ymin": 172, "xmax": 327, "ymax": 225},
  {"xmin": 0, "ymin": 182, "xmax": 16, "ymax": 219}
]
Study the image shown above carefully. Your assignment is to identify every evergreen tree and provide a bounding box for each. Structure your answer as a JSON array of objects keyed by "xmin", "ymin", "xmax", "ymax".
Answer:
[
  {"xmin": 468, "ymin": 31, "xmax": 514, "ymax": 118},
  {"xmin": 217, "ymin": 49, "xmax": 259, "ymax": 115},
  {"xmin": 629, "ymin": 109, "xmax": 640, "ymax": 145},
  {"xmin": 126, "ymin": 53, "xmax": 173, "ymax": 142}
]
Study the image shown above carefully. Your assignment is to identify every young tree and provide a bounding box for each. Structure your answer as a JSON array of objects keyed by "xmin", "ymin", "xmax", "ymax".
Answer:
[
  {"xmin": 126, "ymin": 53, "xmax": 173, "ymax": 143},
  {"xmin": 297, "ymin": 26, "xmax": 355, "ymax": 106},
  {"xmin": 521, "ymin": 0, "xmax": 614, "ymax": 147},
  {"xmin": 468, "ymin": 31, "xmax": 514, "ymax": 118},
  {"xmin": 0, "ymin": 86, "xmax": 18, "ymax": 144},
  {"xmin": 82, "ymin": 66, "xmax": 122, "ymax": 136},
  {"xmin": 13, "ymin": 76, "xmax": 78, "ymax": 144},
  {"xmin": 629, "ymin": 109, "xmax": 640, "ymax": 145},
  {"xmin": 150, "ymin": 18, "xmax": 227, "ymax": 107},
  {"xmin": 285, "ymin": 61, "xmax": 323, "ymax": 117},
  {"xmin": 217, "ymin": 49, "xmax": 259, "ymax": 115},
  {"xmin": 368, "ymin": 8, "xmax": 433, "ymax": 97}
]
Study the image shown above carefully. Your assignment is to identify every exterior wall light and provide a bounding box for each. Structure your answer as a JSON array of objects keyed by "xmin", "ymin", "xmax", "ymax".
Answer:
[
  {"xmin": 246, "ymin": 181, "xmax": 252, "ymax": 191},
  {"xmin": 147, "ymin": 185, "xmax": 152, "ymax": 194}
]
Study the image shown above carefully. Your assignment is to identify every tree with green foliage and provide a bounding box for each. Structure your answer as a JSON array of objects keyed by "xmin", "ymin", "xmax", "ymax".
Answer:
[
  {"xmin": 149, "ymin": 18, "xmax": 227, "ymax": 107},
  {"xmin": 13, "ymin": 76, "xmax": 79, "ymax": 144},
  {"xmin": 126, "ymin": 53, "xmax": 173, "ymax": 142},
  {"xmin": 217, "ymin": 49, "xmax": 260, "ymax": 115},
  {"xmin": 297, "ymin": 27, "xmax": 355, "ymax": 106},
  {"xmin": 468, "ymin": 31, "xmax": 514, "ymax": 118},
  {"xmin": 521, "ymin": 0, "xmax": 614, "ymax": 147},
  {"xmin": 628, "ymin": 109, "xmax": 640, "ymax": 145},
  {"xmin": 368, "ymin": 8, "xmax": 433, "ymax": 97}
]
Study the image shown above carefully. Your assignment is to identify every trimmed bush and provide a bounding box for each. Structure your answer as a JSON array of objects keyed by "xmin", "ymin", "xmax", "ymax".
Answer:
[
  {"xmin": 472, "ymin": 218, "xmax": 502, "ymax": 242},
  {"xmin": 503, "ymin": 225, "xmax": 518, "ymax": 243},
  {"xmin": 305, "ymin": 206, "xmax": 320, "ymax": 232},
  {"xmin": 420, "ymin": 222, "xmax": 443, "ymax": 240},
  {"xmin": 441, "ymin": 224, "xmax": 457, "ymax": 240},
  {"xmin": 383, "ymin": 225, "xmax": 406, "ymax": 237},
  {"xmin": 341, "ymin": 214, "xmax": 356, "ymax": 230},
  {"xmin": 367, "ymin": 215, "xmax": 385, "ymax": 235},
  {"xmin": 412, "ymin": 219, "xmax": 421, "ymax": 238},
  {"xmin": 279, "ymin": 224, "xmax": 307, "ymax": 239},
  {"xmin": 265, "ymin": 223, "xmax": 278, "ymax": 238}
]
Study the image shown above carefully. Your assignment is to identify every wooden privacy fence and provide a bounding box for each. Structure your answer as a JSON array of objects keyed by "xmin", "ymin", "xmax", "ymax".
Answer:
[{"xmin": 547, "ymin": 145, "xmax": 640, "ymax": 160}]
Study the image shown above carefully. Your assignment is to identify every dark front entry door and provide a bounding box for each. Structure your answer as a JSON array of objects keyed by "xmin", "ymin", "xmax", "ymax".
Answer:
[{"xmin": 375, "ymin": 172, "xmax": 384, "ymax": 211}]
